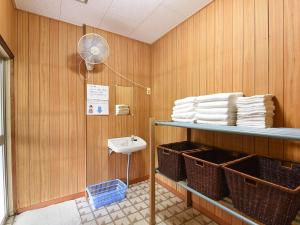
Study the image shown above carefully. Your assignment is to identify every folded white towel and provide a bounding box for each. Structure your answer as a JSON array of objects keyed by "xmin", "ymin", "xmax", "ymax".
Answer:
[
  {"xmin": 237, "ymin": 105, "xmax": 275, "ymax": 113},
  {"xmin": 237, "ymin": 111, "xmax": 274, "ymax": 117},
  {"xmin": 173, "ymin": 102, "xmax": 195, "ymax": 110},
  {"xmin": 172, "ymin": 118, "xmax": 195, "ymax": 123},
  {"xmin": 196, "ymin": 92, "xmax": 243, "ymax": 103},
  {"xmin": 195, "ymin": 108, "xmax": 235, "ymax": 114},
  {"xmin": 195, "ymin": 113, "xmax": 235, "ymax": 121},
  {"xmin": 237, "ymin": 101, "xmax": 274, "ymax": 107},
  {"xmin": 236, "ymin": 94, "xmax": 273, "ymax": 103},
  {"xmin": 172, "ymin": 107, "xmax": 195, "ymax": 114},
  {"xmin": 237, "ymin": 122, "xmax": 273, "ymax": 128},
  {"xmin": 174, "ymin": 97, "xmax": 197, "ymax": 106},
  {"xmin": 116, "ymin": 104, "xmax": 129, "ymax": 107},
  {"xmin": 171, "ymin": 112, "xmax": 196, "ymax": 119},
  {"xmin": 196, "ymin": 101, "xmax": 236, "ymax": 109},
  {"xmin": 195, "ymin": 120, "xmax": 235, "ymax": 126}
]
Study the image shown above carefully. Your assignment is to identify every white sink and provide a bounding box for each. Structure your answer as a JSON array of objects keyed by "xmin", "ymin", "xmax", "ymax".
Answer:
[{"xmin": 108, "ymin": 136, "xmax": 147, "ymax": 154}]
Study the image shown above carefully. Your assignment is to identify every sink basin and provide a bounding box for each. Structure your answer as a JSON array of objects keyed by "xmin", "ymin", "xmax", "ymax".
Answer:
[{"xmin": 108, "ymin": 136, "xmax": 147, "ymax": 154}]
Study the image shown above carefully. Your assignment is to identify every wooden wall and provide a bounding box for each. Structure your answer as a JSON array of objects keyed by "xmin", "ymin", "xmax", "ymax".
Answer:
[
  {"xmin": 14, "ymin": 11, "xmax": 86, "ymax": 210},
  {"xmin": 13, "ymin": 12, "xmax": 151, "ymax": 210},
  {"xmin": 85, "ymin": 26, "xmax": 151, "ymax": 186},
  {"xmin": 0, "ymin": 0, "xmax": 16, "ymax": 53},
  {"xmin": 151, "ymin": 0, "xmax": 300, "ymax": 224}
]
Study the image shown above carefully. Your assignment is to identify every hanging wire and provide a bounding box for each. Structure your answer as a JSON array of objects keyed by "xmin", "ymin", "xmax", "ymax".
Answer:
[
  {"xmin": 78, "ymin": 59, "xmax": 151, "ymax": 94},
  {"xmin": 103, "ymin": 63, "xmax": 149, "ymax": 91},
  {"xmin": 78, "ymin": 59, "xmax": 91, "ymax": 81}
]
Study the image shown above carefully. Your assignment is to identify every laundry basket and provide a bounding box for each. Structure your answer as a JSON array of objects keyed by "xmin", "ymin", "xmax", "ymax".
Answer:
[
  {"xmin": 183, "ymin": 149, "xmax": 249, "ymax": 200},
  {"xmin": 86, "ymin": 179, "xmax": 127, "ymax": 209},
  {"xmin": 157, "ymin": 141, "xmax": 211, "ymax": 181},
  {"xmin": 224, "ymin": 155, "xmax": 300, "ymax": 225}
]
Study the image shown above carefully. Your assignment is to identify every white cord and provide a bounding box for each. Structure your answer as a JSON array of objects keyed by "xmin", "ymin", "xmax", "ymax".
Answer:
[
  {"xmin": 78, "ymin": 60, "xmax": 91, "ymax": 81},
  {"xmin": 103, "ymin": 63, "xmax": 149, "ymax": 91},
  {"xmin": 78, "ymin": 60, "xmax": 151, "ymax": 94}
]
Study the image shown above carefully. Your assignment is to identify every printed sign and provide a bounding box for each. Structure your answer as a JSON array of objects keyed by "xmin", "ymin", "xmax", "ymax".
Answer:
[{"xmin": 87, "ymin": 84, "xmax": 109, "ymax": 115}]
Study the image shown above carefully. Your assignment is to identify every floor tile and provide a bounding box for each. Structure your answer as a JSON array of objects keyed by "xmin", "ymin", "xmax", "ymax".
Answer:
[
  {"xmin": 96, "ymin": 214, "xmax": 112, "ymax": 225},
  {"xmin": 110, "ymin": 210, "xmax": 125, "ymax": 220},
  {"xmin": 127, "ymin": 212, "xmax": 143, "ymax": 223},
  {"xmin": 93, "ymin": 208, "xmax": 108, "ymax": 218},
  {"xmin": 106, "ymin": 203, "xmax": 121, "ymax": 213},
  {"xmin": 82, "ymin": 220, "xmax": 97, "ymax": 225},
  {"xmin": 114, "ymin": 217, "xmax": 131, "ymax": 225},
  {"xmin": 122, "ymin": 205, "xmax": 137, "ymax": 215},
  {"xmin": 81, "ymin": 213, "xmax": 94, "ymax": 223}
]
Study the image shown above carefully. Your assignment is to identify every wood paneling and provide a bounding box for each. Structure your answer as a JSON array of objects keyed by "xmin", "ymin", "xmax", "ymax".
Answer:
[
  {"xmin": 151, "ymin": 0, "xmax": 300, "ymax": 224},
  {"xmin": 0, "ymin": 0, "xmax": 16, "ymax": 53},
  {"xmin": 85, "ymin": 26, "xmax": 151, "ymax": 186},
  {"xmin": 13, "ymin": 12, "xmax": 151, "ymax": 210},
  {"xmin": 14, "ymin": 11, "xmax": 87, "ymax": 210}
]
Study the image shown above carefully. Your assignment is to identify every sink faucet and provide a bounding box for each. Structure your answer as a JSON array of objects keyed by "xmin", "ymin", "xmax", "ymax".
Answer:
[{"xmin": 131, "ymin": 135, "xmax": 137, "ymax": 141}]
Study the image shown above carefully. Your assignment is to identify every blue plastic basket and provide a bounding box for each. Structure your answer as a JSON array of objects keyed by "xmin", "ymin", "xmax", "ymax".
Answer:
[{"xmin": 86, "ymin": 179, "xmax": 127, "ymax": 209}]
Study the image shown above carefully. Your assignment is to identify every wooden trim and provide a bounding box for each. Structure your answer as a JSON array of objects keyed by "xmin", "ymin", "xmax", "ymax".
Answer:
[
  {"xmin": 16, "ymin": 175, "xmax": 148, "ymax": 214},
  {"xmin": 128, "ymin": 175, "xmax": 149, "ymax": 185},
  {"xmin": 16, "ymin": 192, "xmax": 86, "ymax": 214},
  {"xmin": 0, "ymin": 35, "xmax": 14, "ymax": 59}
]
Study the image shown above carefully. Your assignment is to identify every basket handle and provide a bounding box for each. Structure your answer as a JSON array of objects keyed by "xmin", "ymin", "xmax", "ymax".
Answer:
[
  {"xmin": 195, "ymin": 161, "xmax": 204, "ymax": 167},
  {"xmin": 162, "ymin": 149, "xmax": 170, "ymax": 155},
  {"xmin": 244, "ymin": 177, "xmax": 257, "ymax": 187},
  {"xmin": 281, "ymin": 161, "xmax": 293, "ymax": 169}
]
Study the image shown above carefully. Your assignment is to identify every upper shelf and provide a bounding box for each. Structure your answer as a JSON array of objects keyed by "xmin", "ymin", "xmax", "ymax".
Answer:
[{"xmin": 154, "ymin": 121, "xmax": 300, "ymax": 141}]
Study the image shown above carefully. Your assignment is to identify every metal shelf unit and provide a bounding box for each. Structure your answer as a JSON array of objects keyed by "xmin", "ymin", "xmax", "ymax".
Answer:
[{"xmin": 149, "ymin": 119, "xmax": 300, "ymax": 225}]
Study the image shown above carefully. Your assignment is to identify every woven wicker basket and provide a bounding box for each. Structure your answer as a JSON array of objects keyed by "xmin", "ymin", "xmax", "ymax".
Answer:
[
  {"xmin": 183, "ymin": 149, "xmax": 249, "ymax": 200},
  {"xmin": 157, "ymin": 141, "xmax": 210, "ymax": 181},
  {"xmin": 224, "ymin": 155, "xmax": 300, "ymax": 225}
]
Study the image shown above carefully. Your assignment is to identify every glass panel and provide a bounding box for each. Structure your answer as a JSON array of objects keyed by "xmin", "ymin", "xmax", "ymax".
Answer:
[
  {"xmin": 0, "ymin": 60, "xmax": 7, "ymax": 224},
  {"xmin": 0, "ymin": 61, "xmax": 3, "ymax": 137},
  {"xmin": 0, "ymin": 146, "xmax": 6, "ymax": 224}
]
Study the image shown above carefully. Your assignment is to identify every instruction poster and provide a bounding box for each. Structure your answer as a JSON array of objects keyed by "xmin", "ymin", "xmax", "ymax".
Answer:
[{"xmin": 87, "ymin": 84, "xmax": 109, "ymax": 115}]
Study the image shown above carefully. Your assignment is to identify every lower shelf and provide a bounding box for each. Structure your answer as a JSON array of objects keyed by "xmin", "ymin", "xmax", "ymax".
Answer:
[{"xmin": 156, "ymin": 170, "xmax": 300, "ymax": 225}]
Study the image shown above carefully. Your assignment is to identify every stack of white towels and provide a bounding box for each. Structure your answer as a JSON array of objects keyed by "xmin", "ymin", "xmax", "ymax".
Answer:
[
  {"xmin": 236, "ymin": 94, "xmax": 275, "ymax": 128},
  {"xmin": 115, "ymin": 104, "xmax": 130, "ymax": 115},
  {"xmin": 171, "ymin": 97, "xmax": 197, "ymax": 123},
  {"xmin": 194, "ymin": 92, "xmax": 243, "ymax": 125}
]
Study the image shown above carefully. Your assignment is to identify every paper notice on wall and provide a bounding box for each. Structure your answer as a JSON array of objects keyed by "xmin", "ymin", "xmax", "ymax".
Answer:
[{"xmin": 87, "ymin": 84, "xmax": 109, "ymax": 115}]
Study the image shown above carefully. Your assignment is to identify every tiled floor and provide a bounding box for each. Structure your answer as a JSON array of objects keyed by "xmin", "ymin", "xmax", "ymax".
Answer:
[
  {"xmin": 76, "ymin": 180, "xmax": 217, "ymax": 225},
  {"xmin": 6, "ymin": 180, "xmax": 218, "ymax": 225}
]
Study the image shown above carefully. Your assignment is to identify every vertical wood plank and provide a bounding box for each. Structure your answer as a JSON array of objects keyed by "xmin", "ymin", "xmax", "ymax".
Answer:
[
  {"xmin": 28, "ymin": 13, "xmax": 41, "ymax": 205},
  {"xmin": 58, "ymin": 21, "xmax": 69, "ymax": 196},
  {"xmin": 16, "ymin": 10, "xmax": 30, "ymax": 209},
  {"xmin": 284, "ymin": 0, "xmax": 300, "ymax": 162},
  {"xmin": 242, "ymin": 0, "xmax": 255, "ymax": 154},
  {"xmin": 269, "ymin": 0, "xmax": 284, "ymax": 159},
  {"xmin": 49, "ymin": 19, "xmax": 60, "ymax": 199},
  {"xmin": 76, "ymin": 25, "xmax": 86, "ymax": 191},
  {"xmin": 39, "ymin": 16, "xmax": 50, "ymax": 202},
  {"xmin": 254, "ymin": 0, "xmax": 269, "ymax": 156},
  {"xmin": 67, "ymin": 24, "xmax": 78, "ymax": 194}
]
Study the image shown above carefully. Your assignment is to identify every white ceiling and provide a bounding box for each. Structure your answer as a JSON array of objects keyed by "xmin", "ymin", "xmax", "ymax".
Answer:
[{"xmin": 14, "ymin": 0, "xmax": 213, "ymax": 44}]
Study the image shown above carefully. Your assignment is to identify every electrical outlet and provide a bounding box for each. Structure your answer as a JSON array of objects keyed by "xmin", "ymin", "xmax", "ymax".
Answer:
[{"xmin": 146, "ymin": 88, "xmax": 151, "ymax": 95}]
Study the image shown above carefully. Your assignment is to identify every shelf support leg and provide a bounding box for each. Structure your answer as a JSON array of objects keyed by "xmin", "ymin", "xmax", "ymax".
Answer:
[
  {"xmin": 185, "ymin": 128, "xmax": 192, "ymax": 207},
  {"xmin": 149, "ymin": 118, "xmax": 156, "ymax": 225}
]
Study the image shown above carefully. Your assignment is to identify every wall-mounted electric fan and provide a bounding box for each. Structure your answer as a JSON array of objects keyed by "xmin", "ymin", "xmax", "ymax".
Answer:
[
  {"xmin": 78, "ymin": 33, "xmax": 109, "ymax": 71},
  {"xmin": 78, "ymin": 33, "xmax": 150, "ymax": 95}
]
